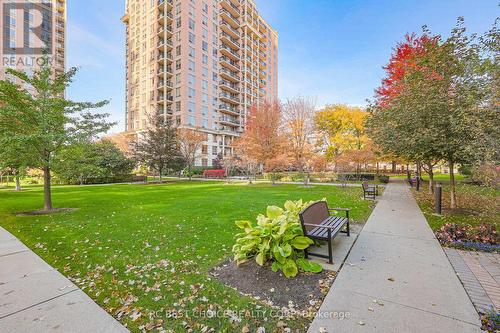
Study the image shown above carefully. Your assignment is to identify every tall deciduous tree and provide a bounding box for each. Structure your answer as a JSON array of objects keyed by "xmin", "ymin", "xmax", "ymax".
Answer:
[
  {"xmin": 282, "ymin": 97, "xmax": 317, "ymax": 184},
  {"xmin": 234, "ymin": 100, "xmax": 285, "ymax": 171},
  {"xmin": 315, "ymin": 104, "xmax": 373, "ymax": 172},
  {"xmin": 178, "ymin": 128, "xmax": 206, "ymax": 180},
  {"xmin": 368, "ymin": 19, "xmax": 499, "ymax": 207},
  {"xmin": 0, "ymin": 61, "xmax": 111, "ymax": 211},
  {"xmin": 131, "ymin": 117, "xmax": 183, "ymax": 182}
]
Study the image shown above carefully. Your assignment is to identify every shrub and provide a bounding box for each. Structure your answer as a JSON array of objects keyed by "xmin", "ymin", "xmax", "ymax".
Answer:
[
  {"xmin": 203, "ymin": 169, "xmax": 225, "ymax": 178},
  {"xmin": 472, "ymin": 164, "xmax": 499, "ymax": 187},
  {"xmin": 436, "ymin": 223, "xmax": 499, "ymax": 247},
  {"xmin": 265, "ymin": 172, "xmax": 284, "ymax": 184},
  {"xmin": 481, "ymin": 308, "xmax": 500, "ymax": 332},
  {"xmin": 378, "ymin": 175, "xmax": 390, "ymax": 183},
  {"xmin": 232, "ymin": 199, "xmax": 323, "ymax": 278},
  {"xmin": 435, "ymin": 223, "xmax": 471, "ymax": 245}
]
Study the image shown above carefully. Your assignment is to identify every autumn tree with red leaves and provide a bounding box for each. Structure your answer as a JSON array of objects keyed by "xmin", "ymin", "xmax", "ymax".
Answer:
[
  {"xmin": 234, "ymin": 100, "xmax": 286, "ymax": 174},
  {"xmin": 368, "ymin": 18, "xmax": 499, "ymax": 208}
]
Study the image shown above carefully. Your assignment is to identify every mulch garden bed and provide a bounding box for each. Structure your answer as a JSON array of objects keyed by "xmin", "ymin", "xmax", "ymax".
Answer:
[
  {"xmin": 16, "ymin": 208, "xmax": 79, "ymax": 216},
  {"xmin": 211, "ymin": 260, "xmax": 336, "ymax": 317}
]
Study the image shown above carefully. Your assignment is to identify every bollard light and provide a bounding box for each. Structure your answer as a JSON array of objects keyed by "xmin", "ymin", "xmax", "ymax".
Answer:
[{"xmin": 435, "ymin": 183, "xmax": 442, "ymax": 215}]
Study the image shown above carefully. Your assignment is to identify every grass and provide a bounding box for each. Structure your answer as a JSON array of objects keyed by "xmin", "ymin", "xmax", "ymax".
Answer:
[
  {"xmin": 0, "ymin": 180, "xmax": 373, "ymax": 332},
  {"xmin": 413, "ymin": 182, "xmax": 500, "ymax": 232}
]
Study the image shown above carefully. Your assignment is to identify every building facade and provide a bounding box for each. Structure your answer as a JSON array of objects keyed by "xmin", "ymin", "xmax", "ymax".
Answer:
[
  {"xmin": 123, "ymin": 0, "xmax": 278, "ymax": 167},
  {"xmin": 0, "ymin": 0, "xmax": 66, "ymax": 83}
]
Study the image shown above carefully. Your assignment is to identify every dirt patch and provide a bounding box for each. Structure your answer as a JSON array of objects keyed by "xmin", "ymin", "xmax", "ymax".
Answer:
[
  {"xmin": 211, "ymin": 260, "xmax": 336, "ymax": 315},
  {"xmin": 16, "ymin": 208, "xmax": 79, "ymax": 216}
]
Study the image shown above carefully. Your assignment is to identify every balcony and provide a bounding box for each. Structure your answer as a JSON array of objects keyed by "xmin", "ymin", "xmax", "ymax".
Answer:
[
  {"xmin": 219, "ymin": 56, "xmax": 240, "ymax": 71},
  {"xmin": 219, "ymin": 92, "xmax": 240, "ymax": 104},
  {"xmin": 219, "ymin": 21, "xmax": 240, "ymax": 39},
  {"xmin": 219, "ymin": 116, "xmax": 240, "ymax": 126},
  {"xmin": 219, "ymin": 44, "xmax": 240, "ymax": 61},
  {"xmin": 220, "ymin": 9, "xmax": 240, "ymax": 28},
  {"xmin": 219, "ymin": 67, "xmax": 239, "ymax": 82},
  {"xmin": 157, "ymin": 0, "xmax": 173, "ymax": 8},
  {"xmin": 220, "ymin": 32, "xmax": 240, "ymax": 50},
  {"xmin": 220, "ymin": 80, "xmax": 240, "ymax": 94},
  {"xmin": 158, "ymin": 38, "xmax": 173, "ymax": 50},
  {"xmin": 220, "ymin": 0, "xmax": 240, "ymax": 18},
  {"xmin": 219, "ymin": 104, "xmax": 240, "ymax": 116}
]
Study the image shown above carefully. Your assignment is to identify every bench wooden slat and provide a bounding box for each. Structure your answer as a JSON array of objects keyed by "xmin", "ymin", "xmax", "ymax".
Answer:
[{"xmin": 307, "ymin": 216, "xmax": 347, "ymax": 239}]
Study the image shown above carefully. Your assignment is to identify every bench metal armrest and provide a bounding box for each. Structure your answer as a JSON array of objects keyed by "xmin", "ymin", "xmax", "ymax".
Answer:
[
  {"xmin": 329, "ymin": 208, "xmax": 350, "ymax": 212},
  {"xmin": 328, "ymin": 207, "xmax": 350, "ymax": 218}
]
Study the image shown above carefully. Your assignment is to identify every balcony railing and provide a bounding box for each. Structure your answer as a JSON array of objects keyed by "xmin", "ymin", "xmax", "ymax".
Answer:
[
  {"xmin": 219, "ymin": 67, "xmax": 239, "ymax": 81},
  {"xmin": 220, "ymin": 92, "xmax": 240, "ymax": 103},
  {"xmin": 219, "ymin": 44, "xmax": 240, "ymax": 59},
  {"xmin": 219, "ymin": 56, "xmax": 240, "ymax": 70}
]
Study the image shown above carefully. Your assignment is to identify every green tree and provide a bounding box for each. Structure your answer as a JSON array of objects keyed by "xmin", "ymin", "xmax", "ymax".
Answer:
[
  {"xmin": 368, "ymin": 19, "xmax": 499, "ymax": 207},
  {"xmin": 0, "ymin": 61, "xmax": 112, "ymax": 211},
  {"xmin": 53, "ymin": 141, "xmax": 135, "ymax": 185},
  {"xmin": 131, "ymin": 117, "xmax": 184, "ymax": 182}
]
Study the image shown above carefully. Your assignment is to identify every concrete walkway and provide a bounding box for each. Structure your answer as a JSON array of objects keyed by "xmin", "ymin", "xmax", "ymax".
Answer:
[
  {"xmin": 0, "ymin": 227, "xmax": 128, "ymax": 333},
  {"xmin": 308, "ymin": 180, "xmax": 482, "ymax": 332}
]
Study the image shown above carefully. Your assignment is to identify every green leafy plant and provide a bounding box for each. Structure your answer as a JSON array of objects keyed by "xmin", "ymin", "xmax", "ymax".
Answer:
[{"xmin": 232, "ymin": 199, "xmax": 324, "ymax": 278}]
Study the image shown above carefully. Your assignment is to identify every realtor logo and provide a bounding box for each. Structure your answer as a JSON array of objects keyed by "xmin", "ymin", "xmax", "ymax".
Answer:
[{"xmin": 2, "ymin": 2, "xmax": 53, "ymax": 55}]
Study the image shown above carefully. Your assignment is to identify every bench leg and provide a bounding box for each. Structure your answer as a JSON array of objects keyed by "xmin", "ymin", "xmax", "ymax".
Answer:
[
  {"xmin": 327, "ymin": 238, "xmax": 333, "ymax": 264},
  {"xmin": 347, "ymin": 219, "xmax": 350, "ymax": 237},
  {"xmin": 304, "ymin": 248, "xmax": 309, "ymax": 259}
]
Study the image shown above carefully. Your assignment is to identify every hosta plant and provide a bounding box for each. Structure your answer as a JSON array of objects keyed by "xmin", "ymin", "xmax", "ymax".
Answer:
[{"xmin": 232, "ymin": 199, "xmax": 323, "ymax": 278}]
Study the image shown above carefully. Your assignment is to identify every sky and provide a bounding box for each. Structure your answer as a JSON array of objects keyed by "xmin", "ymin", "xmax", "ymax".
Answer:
[{"xmin": 66, "ymin": 0, "xmax": 499, "ymax": 133}]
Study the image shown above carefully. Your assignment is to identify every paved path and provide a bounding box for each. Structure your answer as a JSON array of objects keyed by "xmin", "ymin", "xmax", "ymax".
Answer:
[
  {"xmin": 308, "ymin": 180, "xmax": 482, "ymax": 333},
  {"xmin": 445, "ymin": 248, "xmax": 500, "ymax": 313},
  {"xmin": 0, "ymin": 227, "xmax": 128, "ymax": 333}
]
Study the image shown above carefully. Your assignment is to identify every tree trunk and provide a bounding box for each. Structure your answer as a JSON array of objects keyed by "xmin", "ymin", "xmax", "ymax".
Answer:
[
  {"xmin": 449, "ymin": 160, "xmax": 457, "ymax": 209},
  {"xmin": 391, "ymin": 161, "xmax": 397, "ymax": 173},
  {"xmin": 188, "ymin": 164, "xmax": 192, "ymax": 180},
  {"xmin": 43, "ymin": 166, "xmax": 53, "ymax": 211},
  {"xmin": 159, "ymin": 168, "xmax": 162, "ymax": 182},
  {"xmin": 14, "ymin": 170, "xmax": 21, "ymax": 191},
  {"xmin": 427, "ymin": 166, "xmax": 435, "ymax": 194}
]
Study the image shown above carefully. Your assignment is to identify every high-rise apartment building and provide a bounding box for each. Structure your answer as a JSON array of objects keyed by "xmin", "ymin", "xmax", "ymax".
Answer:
[
  {"xmin": 123, "ymin": 0, "xmax": 278, "ymax": 167},
  {"xmin": 0, "ymin": 0, "xmax": 66, "ymax": 82}
]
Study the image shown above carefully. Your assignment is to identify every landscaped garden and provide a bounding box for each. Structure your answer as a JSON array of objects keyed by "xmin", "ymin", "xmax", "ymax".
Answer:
[{"xmin": 0, "ymin": 181, "xmax": 373, "ymax": 332}]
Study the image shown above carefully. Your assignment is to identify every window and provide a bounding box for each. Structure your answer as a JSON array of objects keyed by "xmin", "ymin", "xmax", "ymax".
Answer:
[
  {"xmin": 175, "ymin": 73, "xmax": 181, "ymax": 84},
  {"xmin": 202, "ymin": 80, "xmax": 208, "ymax": 90},
  {"xmin": 202, "ymin": 67, "xmax": 208, "ymax": 78},
  {"xmin": 176, "ymin": 17, "xmax": 182, "ymax": 28},
  {"xmin": 202, "ymin": 2, "xmax": 209, "ymax": 13},
  {"xmin": 202, "ymin": 105, "xmax": 208, "ymax": 115},
  {"xmin": 188, "ymin": 88, "xmax": 196, "ymax": 98},
  {"xmin": 188, "ymin": 74, "xmax": 195, "ymax": 86},
  {"xmin": 202, "ymin": 119, "xmax": 208, "ymax": 129},
  {"xmin": 212, "ymin": 146, "xmax": 218, "ymax": 155},
  {"xmin": 189, "ymin": 116, "xmax": 196, "ymax": 126},
  {"xmin": 189, "ymin": 18, "xmax": 195, "ymax": 30},
  {"xmin": 188, "ymin": 102, "xmax": 195, "ymax": 113},
  {"xmin": 175, "ymin": 101, "xmax": 181, "ymax": 112},
  {"xmin": 176, "ymin": 45, "xmax": 181, "ymax": 56},
  {"xmin": 189, "ymin": 60, "xmax": 195, "ymax": 71},
  {"xmin": 202, "ymin": 93, "xmax": 208, "ymax": 104},
  {"xmin": 189, "ymin": 32, "xmax": 195, "ymax": 44},
  {"xmin": 202, "ymin": 54, "xmax": 208, "ymax": 64},
  {"xmin": 189, "ymin": 46, "xmax": 196, "ymax": 57},
  {"xmin": 176, "ymin": 59, "xmax": 181, "ymax": 70},
  {"xmin": 202, "ymin": 41, "xmax": 208, "ymax": 52}
]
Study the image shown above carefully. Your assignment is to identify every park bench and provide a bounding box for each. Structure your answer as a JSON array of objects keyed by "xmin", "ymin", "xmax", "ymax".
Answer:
[
  {"xmin": 299, "ymin": 201, "xmax": 350, "ymax": 264},
  {"xmin": 362, "ymin": 181, "xmax": 378, "ymax": 200}
]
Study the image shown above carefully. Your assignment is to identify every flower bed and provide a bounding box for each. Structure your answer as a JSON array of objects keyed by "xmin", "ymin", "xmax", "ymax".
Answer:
[{"xmin": 203, "ymin": 169, "xmax": 225, "ymax": 178}]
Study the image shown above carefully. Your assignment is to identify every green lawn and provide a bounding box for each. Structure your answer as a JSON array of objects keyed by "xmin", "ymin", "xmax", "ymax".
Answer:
[
  {"xmin": 414, "ymin": 183, "xmax": 500, "ymax": 231},
  {"xmin": 0, "ymin": 181, "xmax": 373, "ymax": 332}
]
